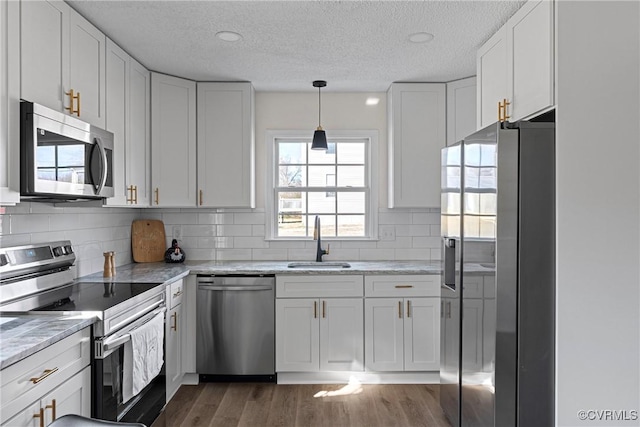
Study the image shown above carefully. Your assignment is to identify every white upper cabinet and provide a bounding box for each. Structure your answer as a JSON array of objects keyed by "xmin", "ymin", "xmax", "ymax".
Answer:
[
  {"xmin": 105, "ymin": 39, "xmax": 151, "ymax": 207},
  {"xmin": 387, "ymin": 83, "xmax": 446, "ymax": 208},
  {"xmin": 196, "ymin": 82, "xmax": 255, "ymax": 208},
  {"xmin": 0, "ymin": 0, "xmax": 20, "ymax": 205},
  {"xmin": 477, "ymin": 0, "xmax": 554, "ymax": 128},
  {"xmin": 151, "ymin": 72, "xmax": 196, "ymax": 207},
  {"xmin": 21, "ymin": 0, "xmax": 106, "ymax": 127},
  {"xmin": 477, "ymin": 27, "xmax": 508, "ymax": 129},
  {"xmin": 446, "ymin": 77, "xmax": 477, "ymax": 145},
  {"xmin": 127, "ymin": 58, "xmax": 151, "ymax": 207},
  {"xmin": 105, "ymin": 39, "xmax": 128, "ymax": 206},
  {"xmin": 506, "ymin": 0, "xmax": 554, "ymax": 122}
]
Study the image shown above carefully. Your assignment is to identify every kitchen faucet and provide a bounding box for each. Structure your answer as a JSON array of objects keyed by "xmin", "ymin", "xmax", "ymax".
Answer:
[{"xmin": 313, "ymin": 216, "xmax": 329, "ymax": 262}]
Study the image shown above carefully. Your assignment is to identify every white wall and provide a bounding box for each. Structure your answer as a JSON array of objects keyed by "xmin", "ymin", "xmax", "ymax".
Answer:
[
  {"xmin": 255, "ymin": 92, "xmax": 388, "ymax": 207},
  {"xmin": 556, "ymin": 2, "xmax": 640, "ymax": 425}
]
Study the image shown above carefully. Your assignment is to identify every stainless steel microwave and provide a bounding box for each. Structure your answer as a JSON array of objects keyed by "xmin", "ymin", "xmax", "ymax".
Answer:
[{"xmin": 20, "ymin": 101, "xmax": 114, "ymax": 200}]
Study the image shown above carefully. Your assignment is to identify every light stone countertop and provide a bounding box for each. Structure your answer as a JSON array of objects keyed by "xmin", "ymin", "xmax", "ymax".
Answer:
[
  {"xmin": 0, "ymin": 313, "xmax": 96, "ymax": 370},
  {"xmin": 1, "ymin": 260, "xmax": 495, "ymax": 370}
]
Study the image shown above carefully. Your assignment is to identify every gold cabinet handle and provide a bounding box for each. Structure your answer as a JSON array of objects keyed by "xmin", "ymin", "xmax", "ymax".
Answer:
[
  {"xmin": 398, "ymin": 301, "xmax": 402, "ymax": 318},
  {"xmin": 30, "ymin": 367, "xmax": 58, "ymax": 384},
  {"xmin": 127, "ymin": 185, "xmax": 134, "ymax": 203},
  {"xmin": 407, "ymin": 300, "xmax": 411, "ymax": 318},
  {"xmin": 313, "ymin": 301, "xmax": 317, "ymax": 319},
  {"xmin": 395, "ymin": 285, "xmax": 413, "ymax": 289},
  {"xmin": 154, "ymin": 188, "xmax": 159, "ymax": 205},
  {"xmin": 498, "ymin": 100, "xmax": 503, "ymax": 122},
  {"xmin": 65, "ymin": 89, "xmax": 80, "ymax": 116},
  {"xmin": 503, "ymin": 98, "xmax": 511, "ymax": 121},
  {"xmin": 134, "ymin": 185, "xmax": 138, "ymax": 204},
  {"xmin": 171, "ymin": 312, "xmax": 177, "ymax": 331},
  {"xmin": 33, "ymin": 408, "xmax": 44, "ymax": 427},
  {"xmin": 173, "ymin": 289, "xmax": 182, "ymax": 298},
  {"xmin": 199, "ymin": 189, "xmax": 203, "ymax": 206},
  {"xmin": 45, "ymin": 399, "xmax": 56, "ymax": 421},
  {"xmin": 322, "ymin": 300, "xmax": 326, "ymax": 318}
]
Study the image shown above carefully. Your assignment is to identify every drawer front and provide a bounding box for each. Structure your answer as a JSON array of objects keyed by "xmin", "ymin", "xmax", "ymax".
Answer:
[
  {"xmin": 169, "ymin": 279, "xmax": 184, "ymax": 309},
  {"xmin": 276, "ymin": 275, "xmax": 364, "ymax": 298},
  {"xmin": 364, "ymin": 275, "xmax": 439, "ymax": 297},
  {"xmin": 0, "ymin": 328, "xmax": 91, "ymax": 424}
]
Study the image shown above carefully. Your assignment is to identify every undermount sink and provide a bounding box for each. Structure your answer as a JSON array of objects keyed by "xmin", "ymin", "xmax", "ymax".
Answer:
[{"xmin": 287, "ymin": 262, "xmax": 351, "ymax": 269}]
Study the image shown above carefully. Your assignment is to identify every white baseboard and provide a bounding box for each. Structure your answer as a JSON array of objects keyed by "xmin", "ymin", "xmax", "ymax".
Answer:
[
  {"xmin": 181, "ymin": 373, "xmax": 200, "ymax": 385},
  {"xmin": 276, "ymin": 371, "xmax": 439, "ymax": 385}
]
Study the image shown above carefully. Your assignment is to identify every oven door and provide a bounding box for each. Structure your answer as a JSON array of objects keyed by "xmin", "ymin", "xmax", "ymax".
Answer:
[
  {"xmin": 93, "ymin": 307, "xmax": 166, "ymax": 425},
  {"xmin": 21, "ymin": 102, "xmax": 114, "ymax": 199}
]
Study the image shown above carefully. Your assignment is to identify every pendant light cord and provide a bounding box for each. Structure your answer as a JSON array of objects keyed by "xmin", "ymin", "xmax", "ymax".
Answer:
[{"xmin": 318, "ymin": 86, "xmax": 322, "ymax": 128}]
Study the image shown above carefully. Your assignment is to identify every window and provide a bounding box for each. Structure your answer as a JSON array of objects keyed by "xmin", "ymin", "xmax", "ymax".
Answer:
[{"xmin": 266, "ymin": 130, "xmax": 378, "ymax": 239}]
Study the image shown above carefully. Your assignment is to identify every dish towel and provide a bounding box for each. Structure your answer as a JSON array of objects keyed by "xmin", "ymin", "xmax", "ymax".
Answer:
[{"xmin": 122, "ymin": 311, "xmax": 164, "ymax": 403}]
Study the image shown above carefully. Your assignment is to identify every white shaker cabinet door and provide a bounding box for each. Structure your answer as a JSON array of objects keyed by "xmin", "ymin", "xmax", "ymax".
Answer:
[
  {"xmin": 506, "ymin": 0, "xmax": 554, "ymax": 122},
  {"xmin": 446, "ymin": 77, "xmax": 477, "ymax": 146},
  {"xmin": 404, "ymin": 297, "xmax": 440, "ymax": 371},
  {"xmin": 105, "ymin": 39, "xmax": 129, "ymax": 206},
  {"xmin": 127, "ymin": 58, "xmax": 151, "ymax": 207},
  {"xmin": 166, "ymin": 300, "xmax": 183, "ymax": 401},
  {"xmin": 364, "ymin": 298, "xmax": 404, "ymax": 371},
  {"xmin": 20, "ymin": 0, "xmax": 70, "ymax": 113},
  {"xmin": 151, "ymin": 72, "xmax": 196, "ymax": 207},
  {"xmin": 197, "ymin": 82, "xmax": 255, "ymax": 208},
  {"xmin": 41, "ymin": 366, "xmax": 92, "ymax": 425},
  {"xmin": 319, "ymin": 298, "xmax": 364, "ymax": 372},
  {"xmin": 477, "ymin": 26, "xmax": 508, "ymax": 129},
  {"xmin": 276, "ymin": 299, "xmax": 319, "ymax": 372},
  {"xmin": 1, "ymin": 401, "xmax": 41, "ymax": 427},
  {"xmin": 68, "ymin": 10, "xmax": 106, "ymax": 128}
]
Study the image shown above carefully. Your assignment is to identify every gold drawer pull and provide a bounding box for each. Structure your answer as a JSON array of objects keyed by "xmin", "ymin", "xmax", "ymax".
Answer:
[
  {"xmin": 398, "ymin": 301, "xmax": 402, "ymax": 318},
  {"xmin": 395, "ymin": 285, "xmax": 413, "ymax": 289},
  {"xmin": 30, "ymin": 367, "xmax": 58, "ymax": 384},
  {"xmin": 314, "ymin": 301, "xmax": 317, "ymax": 318},
  {"xmin": 171, "ymin": 312, "xmax": 177, "ymax": 331},
  {"xmin": 154, "ymin": 188, "xmax": 159, "ymax": 205},
  {"xmin": 173, "ymin": 290, "xmax": 183, "ymax": 298},
  {"xmin": 407, "ymin": 300, "xmax": 411, "ymax": 318},
  {"xmin": 322, "ymin": 300, "xmax": 326, "ymax": 318}
]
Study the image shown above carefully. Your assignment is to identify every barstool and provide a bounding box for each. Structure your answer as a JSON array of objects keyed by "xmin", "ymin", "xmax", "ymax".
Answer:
[{"xmin": 48, "ymin": 414, "xmax": 146, "ymax": 427}]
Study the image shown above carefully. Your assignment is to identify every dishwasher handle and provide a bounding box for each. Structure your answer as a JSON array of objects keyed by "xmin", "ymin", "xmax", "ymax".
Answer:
[{"xmin": 198, "ymin": 284, "xmax": 273, "ymax": 291}]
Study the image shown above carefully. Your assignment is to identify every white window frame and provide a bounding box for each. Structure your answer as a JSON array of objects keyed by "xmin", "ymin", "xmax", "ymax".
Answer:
[{"xmin": 265, "ymin": 130, "xmax": 379, "ymax": 240}]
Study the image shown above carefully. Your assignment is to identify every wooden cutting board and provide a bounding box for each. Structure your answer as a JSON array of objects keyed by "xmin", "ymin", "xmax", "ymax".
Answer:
[{"xmin": 131, "ymin": 219, "xmax": 166, "ymax": 262}]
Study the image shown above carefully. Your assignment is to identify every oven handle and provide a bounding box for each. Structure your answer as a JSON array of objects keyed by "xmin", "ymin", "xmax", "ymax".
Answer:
[
  {"xmin": 108, "ymin": 299, "xmax": 164, "ymax": 334},
  {"xmin": 100, "ymin": 306, "xmax": 166, "ymax": 354}
]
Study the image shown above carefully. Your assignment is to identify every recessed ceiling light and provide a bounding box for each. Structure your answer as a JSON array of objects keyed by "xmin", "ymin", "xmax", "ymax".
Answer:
[
  {"xmin": 366, "ymin": 97, "xmax": 380, "ymax": 106},
  {"xmin": 216, "ymin": 31, "xmax": 243, "ymax": 42},
  {"xmin": 409, "ymin": 32, "xmax": 434, "ymax": 43}
]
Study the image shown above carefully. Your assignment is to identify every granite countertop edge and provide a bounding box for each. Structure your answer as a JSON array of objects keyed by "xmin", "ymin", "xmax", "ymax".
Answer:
[{"xmin": 0, "ymin": 315, "xmax": 96, "ymax": 370}]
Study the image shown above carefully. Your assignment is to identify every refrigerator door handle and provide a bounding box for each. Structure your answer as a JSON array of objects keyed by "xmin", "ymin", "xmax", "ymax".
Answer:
[{"xmin": 443, "ymin": 237, "xmax": 456, "ymax": 289}]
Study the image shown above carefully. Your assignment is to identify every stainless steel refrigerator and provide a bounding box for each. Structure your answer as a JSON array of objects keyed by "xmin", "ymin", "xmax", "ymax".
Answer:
[{"xmin": 440, "ymin": 121, "xmax": 555, "ymax": 427}]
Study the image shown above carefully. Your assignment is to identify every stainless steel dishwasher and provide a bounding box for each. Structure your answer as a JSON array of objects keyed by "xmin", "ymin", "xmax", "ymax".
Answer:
[{"xmin": 196, "ymin": 275, "xmax": 275, "ymax": 381}]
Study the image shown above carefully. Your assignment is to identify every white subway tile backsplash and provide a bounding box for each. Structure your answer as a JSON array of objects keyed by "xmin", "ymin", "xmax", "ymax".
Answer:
[
  {"xmin": 198, "ymin": 237, "xmax": 234, "ymax": 249},
  {"xmin": 286, "ymin": 249, "xmax": 318, "ymax": 261},
  {"xmin": 199, "ymin": 213, "xmax": 234, "ymax": 225},
  {"xmin": 412, "ymin": 236, "xmax": 442, "ymax": 248},
  {"xmin": 322, "ymin": 248, "xmax": 359, "ymax": 260},
  {"xmin": 217, "ymin": 224, "xmax": 252, "ymax": 237},
  {"xmin": 0, "ymin": 233, "xmax": 31, "ymax": 247},
  {"xmin": 216, "ymin": 249, "xmax": 252, "ymax": 261},
  {"xmin": 395, "ymin": 248, "xmax": 430, "ymax": 261},
  {"xmin": 379, "ymin": 211, "xmax": 412, "ymax": 225},
  {"xmin": 11, "ymin": 214, "xmax": 50, "ymax": 234},
  {"xmin": 234, "ymin": 236, "xmax": 268, "ymax": 249},
  {"xmin": 269, "ymin": 240, "xmax": 306, "ymax": 249},
  {"xmin": 162, "ymin": 212, "xmax": 198, "ymax": 225},
  {"xmin": 234, "ymin": 212, "xmax": 265, "ymax": 225},
  {"xmin": 359, "ymin": 248, "xmax": 395, "ymax": 261},
  {"xmin": 186, "ymin": 248, "xmax": 217, "ymax": 260},
  {"xmin": 430, "ymin": 248, "xmax": 443, "ymax": 261},
  {"xmin": 252, "ymin": 224, "xmax": 265, "ymax": 236},
  {"xmin": 183, "ymin": 225, "xmax": 217, "ymax": 237},
  {"xmin": 252, "ymin": 248, "xmax": 288, "ymax": 261},
  {"xmin": 376, "ymin": 236, "xmax": 412, "ymax": 249}
]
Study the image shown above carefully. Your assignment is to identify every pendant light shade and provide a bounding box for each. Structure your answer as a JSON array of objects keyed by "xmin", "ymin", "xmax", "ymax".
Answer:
[{"xmin": 311, "ymin": 80, "xmax": 328, "ymax": 150}]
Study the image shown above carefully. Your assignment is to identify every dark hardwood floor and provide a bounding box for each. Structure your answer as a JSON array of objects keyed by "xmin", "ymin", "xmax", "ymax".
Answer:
[{"xmin": 151, "ymin": 383, "xmax": 452, "ymax": 427}]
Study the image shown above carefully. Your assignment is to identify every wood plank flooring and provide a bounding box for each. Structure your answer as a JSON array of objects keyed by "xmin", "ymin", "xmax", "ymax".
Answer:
[{"xmin": 151, "ymin": 383, "xmax": 452, "ymax": 427}]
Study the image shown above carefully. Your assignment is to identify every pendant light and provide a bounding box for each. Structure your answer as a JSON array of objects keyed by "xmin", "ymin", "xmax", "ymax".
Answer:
[{"xmin": 311, "ymin": 80, "xmax": 328, "ymax": 150}]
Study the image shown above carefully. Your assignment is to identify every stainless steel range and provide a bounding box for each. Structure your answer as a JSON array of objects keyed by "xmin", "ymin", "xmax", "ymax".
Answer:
[{"xmin": 0, "ymin": 241, "xmax": 167, "ymax": 425}]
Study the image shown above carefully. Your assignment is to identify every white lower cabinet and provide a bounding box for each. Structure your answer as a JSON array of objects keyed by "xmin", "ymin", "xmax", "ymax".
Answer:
[
  {"xmin": 166, "ymin": 279, "xmax": 184, "ymax": 401},
  {"xmin": 275, "ymin": 275, "xmax": 364, "ymax": 373},
  {"xmin": 276, "ymin": 298, "xmax": 363, "ymax": 372},
  {"xmin": 364, "ymin": 275, "xmax": 440, "ymax": 372},
  {"xmin": 0, "ymin": 328, "xmax": 91, "ymax": 426},
  {"xmin": 365, "ymin": 297, "xmax": 439, "ymax": 371}
]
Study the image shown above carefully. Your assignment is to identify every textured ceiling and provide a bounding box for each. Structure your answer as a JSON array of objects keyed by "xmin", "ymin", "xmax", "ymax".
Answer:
[{"xmin": 68, "ymin": 1, "xmax": 526, "ymax": 92}]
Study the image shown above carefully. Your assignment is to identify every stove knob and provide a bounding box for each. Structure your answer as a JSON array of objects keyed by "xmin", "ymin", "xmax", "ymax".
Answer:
[
  {"xmin": 53, "ymin": 246, "xmax": 64, "ymax": 257},
  {"xmin": 64, "ymin": 245, "xmax": 74, "ymax": 254},
  {"xmin": 0, "ymin": 254, "xmax": 8, "ymax": 266}
]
